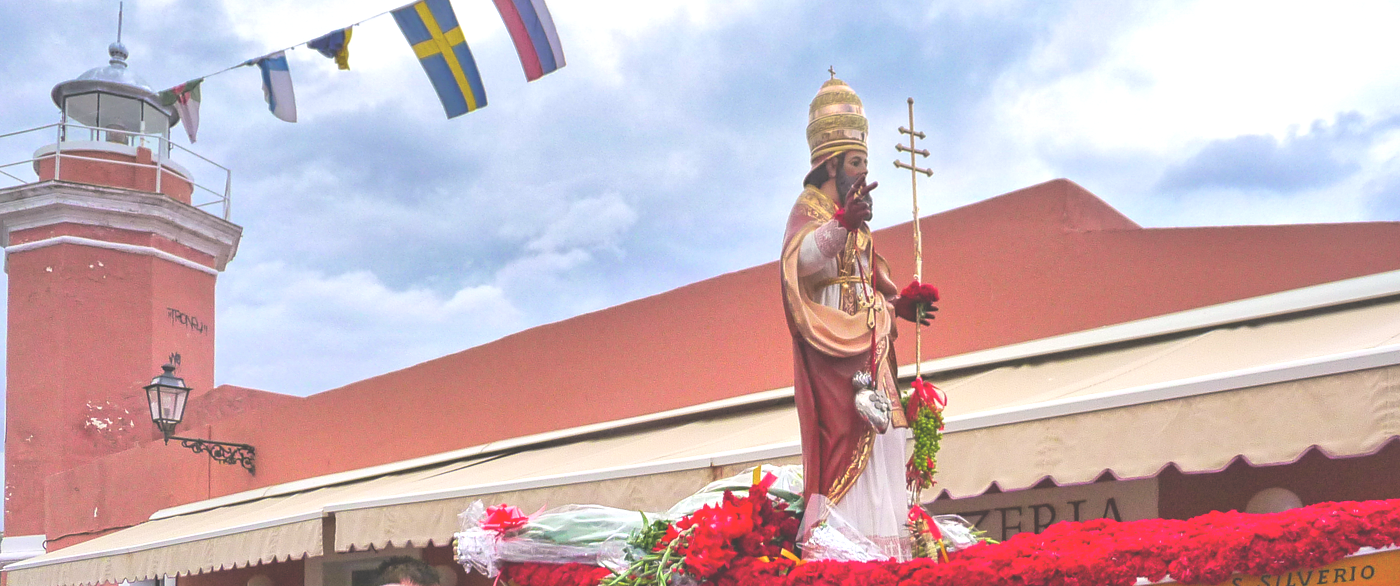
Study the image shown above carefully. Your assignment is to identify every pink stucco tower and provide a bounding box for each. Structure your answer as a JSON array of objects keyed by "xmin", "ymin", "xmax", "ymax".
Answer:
[{"xmin": 0, "ymin": 42, "xmax": 241, "ymax": 547}]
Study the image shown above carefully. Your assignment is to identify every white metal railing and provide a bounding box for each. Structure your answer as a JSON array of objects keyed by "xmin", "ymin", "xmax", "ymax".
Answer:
[{"xmin": 0, "ymin": 121, "xmax": 231, "ymax": 220}]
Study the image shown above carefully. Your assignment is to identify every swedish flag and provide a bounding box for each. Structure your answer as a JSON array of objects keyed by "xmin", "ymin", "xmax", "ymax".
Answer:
[{"xmin": 392, "ymin": 0, "xmax": 487, "ymax": 118}]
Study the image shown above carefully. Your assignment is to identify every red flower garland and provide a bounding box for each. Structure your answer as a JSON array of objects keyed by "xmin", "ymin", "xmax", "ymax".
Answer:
[{"xmin": 497, "ymin": 499, "xmax": 1400, "ymax": 586}]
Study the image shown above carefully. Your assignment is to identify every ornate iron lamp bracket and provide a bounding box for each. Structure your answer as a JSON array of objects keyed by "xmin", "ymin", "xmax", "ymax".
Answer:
[{"xmin": 167, "ymin": 436, "xmax": 256, "ymax": 474}]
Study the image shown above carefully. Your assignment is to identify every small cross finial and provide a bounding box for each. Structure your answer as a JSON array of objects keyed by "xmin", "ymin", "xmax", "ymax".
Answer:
[{"xmin": 828, "ymin": 66, "xmax": 836, "ymax": 79}]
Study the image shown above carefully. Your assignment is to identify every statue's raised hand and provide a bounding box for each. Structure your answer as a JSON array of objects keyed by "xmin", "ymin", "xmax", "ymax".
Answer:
[{"xmin": 844, "ymin": 179, "xmax": 878, "ymax": 225}]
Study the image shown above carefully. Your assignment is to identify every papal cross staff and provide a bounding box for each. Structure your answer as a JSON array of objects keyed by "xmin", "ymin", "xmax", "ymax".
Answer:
[{"xmin": 894, "ymin": 98, "xmax": 933, "ymax": 378}]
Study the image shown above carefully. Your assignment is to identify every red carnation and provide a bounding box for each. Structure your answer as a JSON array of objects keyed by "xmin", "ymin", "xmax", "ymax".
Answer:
[
  {"xmin": 898, "ymin": 280, "xmax": 941, "ymax": 303},
  {"xmin": 895, "ymin": 280, "xmax": 940, "ymax": 323}
]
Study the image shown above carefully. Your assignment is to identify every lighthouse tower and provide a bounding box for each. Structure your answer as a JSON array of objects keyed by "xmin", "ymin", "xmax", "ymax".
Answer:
[{"xmin": 0, "ymin": 42, "xmax": 241, "ymax": 545}]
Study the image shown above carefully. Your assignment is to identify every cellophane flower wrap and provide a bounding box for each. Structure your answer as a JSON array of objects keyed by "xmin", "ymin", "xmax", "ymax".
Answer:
[
  {"xmin": 454, "ymin": 501, "xmax": 643, "ymax": 577},
  {"xmin": 666, "ymin": 465, "xmax": 804, "ymax": 520},
  {"xmin": 932, "ymin": 514, "xmax": 982, "ymax": 552},
  {"xmin": 797, "ymin": 494, "xmax": 892, "ymax": 563}
]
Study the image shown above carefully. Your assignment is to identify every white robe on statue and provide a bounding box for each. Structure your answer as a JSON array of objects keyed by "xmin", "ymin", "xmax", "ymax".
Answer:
[{"xmin": 797, "ymin": 221, "xmax": 911, "ymax": 560}]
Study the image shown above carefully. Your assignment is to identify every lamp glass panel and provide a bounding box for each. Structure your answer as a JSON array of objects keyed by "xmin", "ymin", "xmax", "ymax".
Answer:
[
  {"xmin": 160, "ymin": 389, "xmax": 175, "ymax": 419},
  {"xmin": 171, "ymin": 388, "xmax": 187, "ymax": 421},
  {"xmin": 158, "ymin": 387, "xmax": 187, "ymax": 421},
  {"xmin": 63, "ymin": 93, "xmax": 100, "ymax": 128},
  {"xmin": 140, "ymin": 102, "xmax": 169, "ymax": 148},
  {"xmin": 146, "ymin": 386, "xmax": 161, "ymax": 421},
  {"xmin": 96, "ymin": 93, "xmax": 141, "ymax": 145}
]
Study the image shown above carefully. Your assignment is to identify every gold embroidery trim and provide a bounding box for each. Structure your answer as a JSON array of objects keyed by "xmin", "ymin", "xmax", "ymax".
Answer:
[
  {"xmin": 875, "ymin": 336, "xmax": 908, "ymax": 428},
  {"xmin": 807, "ymin": 113, "xmax": 870, "ymax": 135},
  {"xmin": 836, "ymin": 231, "xmax": 874, "ymax": 315},
  {"xmin": 809, "ymin": 90, "xmax": 865, "ymax": 111},
  {"xmin": 828, "ymin": 428, "xmax": 875, "ymax": 504},
  {"xmin": 796, "ymin": 190, "xmax": 874, "ymax": 255},
  {"xmin": 811, "ymin": 275, "xmax": 864, "ymax": 290},
  {"xmin": 798, "ymin": 188, "xmax": 836, "ymax": 222}
]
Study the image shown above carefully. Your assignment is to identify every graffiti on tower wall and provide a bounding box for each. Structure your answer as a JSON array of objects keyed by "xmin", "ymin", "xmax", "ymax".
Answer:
[{"xmin": 166, "ymin": 307, "xmax": 208, "ymax": 334}]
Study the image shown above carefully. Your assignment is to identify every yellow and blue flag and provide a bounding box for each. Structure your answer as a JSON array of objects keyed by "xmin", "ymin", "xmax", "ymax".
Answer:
[
  {"xmin": 392, "ymin": 0, "xmax": 487, "ymax": 118},
  {"xmin": 308, "ymin": 27, "xmax": 353, "ymax": 70}
]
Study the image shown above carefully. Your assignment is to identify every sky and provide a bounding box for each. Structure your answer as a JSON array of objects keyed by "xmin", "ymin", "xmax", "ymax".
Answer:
[{"xmin": 0, "ymin": 1, "xmax": 1398, "ymax": 410}]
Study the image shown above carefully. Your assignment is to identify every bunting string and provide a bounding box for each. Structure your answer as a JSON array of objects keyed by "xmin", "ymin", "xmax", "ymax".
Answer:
[
  {"xmin": 156, "ymin": 0, "xmax": 566, "ymax": 130},
  {"xmin": 178, "ymin": 5, "xmax": 399, "ymax": 84}
]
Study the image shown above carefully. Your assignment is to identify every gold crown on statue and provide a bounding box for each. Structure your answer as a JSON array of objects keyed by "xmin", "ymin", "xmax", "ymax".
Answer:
[{"xmin": 806, "ymin": 75, "xmax": 869, "ymax": 165}]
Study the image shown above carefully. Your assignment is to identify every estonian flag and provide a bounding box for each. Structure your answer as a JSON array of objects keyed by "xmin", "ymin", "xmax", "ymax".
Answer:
[
  {"xmin": 254, "ymin": 52, "xmax": 297, "ymax": 122},
  {"xmin": 393, "ymin": 0, "xmax": 487, "ymax": 118},
  {"xmin": 308, "ymin": 27, "xmax": 353, "ymax": 70},
  {"xmin": 492, "ymin": 0, "xmax": 565, "ymax": 81}
]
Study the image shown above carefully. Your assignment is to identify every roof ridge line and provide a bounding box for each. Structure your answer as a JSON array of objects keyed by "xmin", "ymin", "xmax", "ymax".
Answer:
[{"xmin": 902, "ymin": 268, "xmax": 1400, "ymax": 377}]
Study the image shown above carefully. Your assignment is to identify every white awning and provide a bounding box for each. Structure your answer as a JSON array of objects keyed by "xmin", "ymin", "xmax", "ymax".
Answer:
[
  {"xmin": 931, "ymin": 292, "xmax": 1400, "ymax": 496},
  {"xmin": 1, "ymin": 469, "xmax": 459, "ymax": 586}
]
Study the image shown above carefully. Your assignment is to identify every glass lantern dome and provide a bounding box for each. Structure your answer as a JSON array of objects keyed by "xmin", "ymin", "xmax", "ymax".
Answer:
[{"xmin": 51, "ymin": 42, "xmax": 178, "ymax": 149}]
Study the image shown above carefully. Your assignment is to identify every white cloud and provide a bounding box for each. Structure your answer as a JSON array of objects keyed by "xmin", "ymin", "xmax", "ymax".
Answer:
[
  {"xmin": 494, "ymin": 248, "xmax": 592, "ymax": 290},
  {"xmin": 526, "ymin": 193, "xmax": 638, "ymax": 253},
  {"xmin": 216, "ymin": 192, "xmax": 637, "ymax": 395},
  {"xmin": 998, "ymin": 0, "xmax": 1400, "ymax": 150}
]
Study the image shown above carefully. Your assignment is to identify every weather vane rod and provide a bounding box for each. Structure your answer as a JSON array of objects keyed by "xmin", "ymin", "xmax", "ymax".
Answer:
[
  {"xmin": 894, "ymin": 97, "xmax": 933, "ymax": 376},
  {"xmin": 117, "ymin": 2, "xmax": 124, "ymax": 43}
]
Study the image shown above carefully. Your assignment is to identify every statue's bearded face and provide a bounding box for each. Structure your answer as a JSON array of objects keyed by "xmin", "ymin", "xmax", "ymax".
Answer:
[{"xmin": 834, "ymin": 152, "xmax": 869, "ymax": 203}]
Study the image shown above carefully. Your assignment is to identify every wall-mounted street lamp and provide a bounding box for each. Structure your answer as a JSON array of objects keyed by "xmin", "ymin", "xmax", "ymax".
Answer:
[{"xmin": 145, "ymin": 364, "xmax": 256, "ymax": 474}]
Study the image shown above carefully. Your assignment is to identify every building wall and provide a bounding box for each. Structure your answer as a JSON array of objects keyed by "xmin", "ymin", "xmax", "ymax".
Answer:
[{"xmin": 4, "ymin": 236, "xmax": 217, "ymax": 534}]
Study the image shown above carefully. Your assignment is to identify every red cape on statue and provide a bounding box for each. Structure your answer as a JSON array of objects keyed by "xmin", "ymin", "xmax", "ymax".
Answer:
[{"xmin": 780, "ymin": 185, "xmax": 904, "ymax": 505}]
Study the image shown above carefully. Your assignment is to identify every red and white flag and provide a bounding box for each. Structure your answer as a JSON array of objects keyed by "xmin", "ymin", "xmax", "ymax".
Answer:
[{"xmin": 159, "ymin": 79, "xmax": 202, "ymax": 143}]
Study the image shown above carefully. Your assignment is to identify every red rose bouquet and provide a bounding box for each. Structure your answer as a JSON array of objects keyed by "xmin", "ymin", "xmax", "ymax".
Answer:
[{"xmin": 895, "ymin": 281, "xmax": 940, "ymax": 324}]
